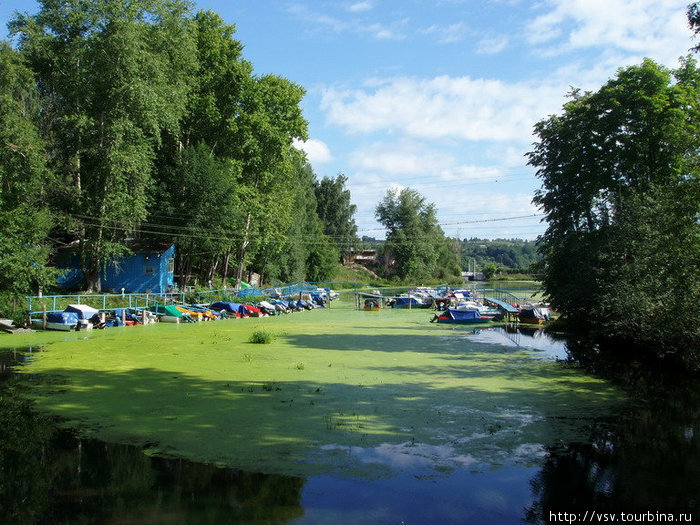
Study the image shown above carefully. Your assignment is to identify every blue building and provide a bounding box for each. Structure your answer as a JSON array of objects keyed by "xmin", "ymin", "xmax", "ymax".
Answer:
[{"xmin": 57, "ymin": 240, "xmax": 176, "ymax": 293}]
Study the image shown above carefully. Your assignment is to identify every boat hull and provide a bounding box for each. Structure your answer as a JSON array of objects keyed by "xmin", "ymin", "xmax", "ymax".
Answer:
[{"xmin": 31, "ymin": 319, "xmax": 76, "ymax": 331}]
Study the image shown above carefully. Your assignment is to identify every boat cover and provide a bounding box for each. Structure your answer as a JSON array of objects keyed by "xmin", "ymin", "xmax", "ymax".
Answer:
[
  {"xmin": 47, "ymin": 311, "xmax": 80, "ymax": 324},
  {"xmin": 65, "ymin": 304, "xmax": 99, "ymax": 319},
  {"xmin": 149, "ymin": 304, "xmax": 183, "ymax": 317}
]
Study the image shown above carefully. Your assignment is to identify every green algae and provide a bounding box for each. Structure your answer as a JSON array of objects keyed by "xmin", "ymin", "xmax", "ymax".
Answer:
[{"xmin": 11, "ymin": 304, "xmax": 625, "ymax": 477}]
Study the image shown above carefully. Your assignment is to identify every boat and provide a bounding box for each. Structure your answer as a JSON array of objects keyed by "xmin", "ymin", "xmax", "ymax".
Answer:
[
  {"xmin": 391, "ymin": 294, "xmax": 431, "ymax": 309},
  {"xmin": 364, "ymin": 298, "xmax": 381, "ymax": 311},
  {"xmin": 517, "ymin": 306, "xmax": 551, "ymax": 325},
  {"xmin": 30, "ymin": 311, "xmax": 80, "ymax": 331},
  {"xmin": 431, "ymin": 308, "xmax": 494, "ymax": 324}
]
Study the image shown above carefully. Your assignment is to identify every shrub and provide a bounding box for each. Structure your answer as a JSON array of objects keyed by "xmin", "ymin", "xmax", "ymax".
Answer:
[{"xmin": 249, "ymin": 329, "xmax": 274, "ymax": 344}]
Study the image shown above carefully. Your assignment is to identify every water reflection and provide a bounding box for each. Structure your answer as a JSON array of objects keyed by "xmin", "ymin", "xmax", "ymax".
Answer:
[{"xmin": 468, "ymin": 324, "xmax": 570, "ymax": 360}]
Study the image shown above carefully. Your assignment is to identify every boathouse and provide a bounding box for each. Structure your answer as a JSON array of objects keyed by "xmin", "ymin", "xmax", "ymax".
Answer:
[{"xmin": 56, "ymin": 240, "xmax": 176, "ymax": 293}]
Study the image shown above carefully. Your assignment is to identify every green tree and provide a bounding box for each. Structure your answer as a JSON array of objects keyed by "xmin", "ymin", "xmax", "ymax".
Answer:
[
  {"xmin": 375, "ymin": 188, "xmax": 459, "ymax": 281},
  {"xmin": 0, "ymin": 42, "xmax": 56, "ymax": 308},
  {"xmin": 314, "ymin": 174, "xmax": 358, "ymax": 256},
  {"xmin": 11, "ymin": 0, "xmax": 197, "ymax": 291},
  {"xmin": 528, "ymin": 57, "xmax": 700, "ymax": 368},
  {"xmin": 166, "ymin": 11, "xmax": 308, "ymax": 287}
]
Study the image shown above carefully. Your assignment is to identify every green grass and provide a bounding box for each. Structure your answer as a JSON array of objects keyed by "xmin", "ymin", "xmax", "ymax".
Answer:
[{"xmin": 4, "ymin": 300, "xmax": 624, "ymax": 478}]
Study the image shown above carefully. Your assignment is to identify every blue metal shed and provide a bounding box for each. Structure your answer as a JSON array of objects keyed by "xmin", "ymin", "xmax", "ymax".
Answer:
[{"xmin": 57, "ymin": 240, "xmax": 176, "ymax": 293}]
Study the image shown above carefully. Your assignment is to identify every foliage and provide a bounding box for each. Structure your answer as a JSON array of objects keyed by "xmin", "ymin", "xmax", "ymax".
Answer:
[
  {"xmin": 0, "ymin": 42, "xmax": 57, "ymax": 299},
  {"xmin": 10, "ymin": 0, "xmax": 197, "ymax": 291},
  {"xmin": 528, "ymin": 57, "xmax": 700, "ymax": 369},
  {"xmin": 375, "ymin": 188, "xmax": 460, "ymax": 281},
  {"xmin": 460, "ymin": 238, "xmax": 540, "ymax": 272},
  {"xmin": 314, "ymin": 173, "xmax": 358, "ymax": 255}
]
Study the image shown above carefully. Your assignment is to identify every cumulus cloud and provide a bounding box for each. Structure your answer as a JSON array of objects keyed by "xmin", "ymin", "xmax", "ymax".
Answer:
[
  {"xmin": 526, "ymin": 0, "xmax": 692, "ymax": 64},
  {"xmin": 320, "ymin": 75, "xmax": 565, "ymax": 143},
  {"xmin": 293, "ymin": 138, "xmax": 333, "ymax": 164}
]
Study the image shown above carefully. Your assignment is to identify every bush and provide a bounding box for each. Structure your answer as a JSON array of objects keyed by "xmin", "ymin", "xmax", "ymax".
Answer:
[{"xmin": 249, "ymin": 329, "xmax": 274, "ymax": 344}]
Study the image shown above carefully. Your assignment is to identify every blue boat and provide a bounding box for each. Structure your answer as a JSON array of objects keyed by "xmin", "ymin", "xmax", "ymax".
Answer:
[{"xmin": 431, "ymin": 308, "xmax": 494, "ymax": 324}]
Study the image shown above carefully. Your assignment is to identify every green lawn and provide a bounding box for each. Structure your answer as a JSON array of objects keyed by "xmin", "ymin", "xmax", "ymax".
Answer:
[{"xmin": 6, "ymin": 299, "xmax": 623, "ymax": 477}]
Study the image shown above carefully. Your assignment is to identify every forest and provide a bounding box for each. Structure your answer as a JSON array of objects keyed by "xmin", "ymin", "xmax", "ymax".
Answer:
[{"xmin": 0, "ymin": 0, "xmax": 462, "ymax": 311}]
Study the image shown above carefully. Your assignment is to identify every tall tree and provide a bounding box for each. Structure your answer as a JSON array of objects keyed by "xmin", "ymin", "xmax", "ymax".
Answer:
[
  {"xmin": 375, "ymin": 188, "xmax": 459, "ymax": 281},
  {"xmin": 0, "ymin": 42, "xmax": 56, "ymax": 305},
  {"xmin": 314, "ymin": 174, "xmax": 358, "ymax": 256},
  {"xmin": 10, "ymin": 0, "xmax": 197, "ymax": 291},
  {"xmin": 164, "ymin": 11, "xmax": 308, "ymax": 287},
  {"xmin": 528, "ymin": 58, "xmax": 700, "ymax": 368}
]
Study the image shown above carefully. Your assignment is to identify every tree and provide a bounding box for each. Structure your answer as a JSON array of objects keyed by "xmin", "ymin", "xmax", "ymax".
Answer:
[
  {"xmin": 0, "ymin": 42, "xmax": 56, "ymax": 307},
  {"xmin": 375, "ymin": 188, "xmax": 459, "ymax": 281},
  {"xmin": 314, "ymin": 174, "xmax": 358, "ymax": 256},
  {"xmin": 10, "ymin": 0, "xmax": 197, "ymax": 291},
  {"xmin": 528, "ymin": 57, "xmax": 700, "ymax": 369}
]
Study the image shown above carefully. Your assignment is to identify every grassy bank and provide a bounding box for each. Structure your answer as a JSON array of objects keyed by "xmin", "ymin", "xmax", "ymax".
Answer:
[{"xmin": 5, "ymin": 300, "xmax": 623, "ymax": 477}]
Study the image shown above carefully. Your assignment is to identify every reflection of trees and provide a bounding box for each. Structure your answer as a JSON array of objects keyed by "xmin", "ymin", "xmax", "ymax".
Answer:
[
  {"xmin": 0, "ymin": 377, "xmax": 58, "ymax": 524},
  {"xmin": 48, "ymin": 439, "xmax": 306, "ymax": 524},
  {"xmin": 0, "ymin": 354, "xmax": 305, "ymax": 525},
  {"xmin": 524, "ymin": 347, "xmax": 700, "ymax": 523}
]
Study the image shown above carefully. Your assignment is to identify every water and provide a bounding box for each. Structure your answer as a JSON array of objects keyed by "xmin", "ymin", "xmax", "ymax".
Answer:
[{"xmin": 1, "ymin": 328, "xmax": 699, "ymax": 524}]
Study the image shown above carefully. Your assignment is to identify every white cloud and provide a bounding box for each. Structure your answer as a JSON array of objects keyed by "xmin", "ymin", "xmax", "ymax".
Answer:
[
  {"xmin": 476, "ymin": 35, "xmax": 509, "ymax": 54},
  {"xmin": 293, "ymin": 138, "xmax": 333, "ymax": 164},
  {"xmin": 526, "ymin": 0, "xmax": 692, "ymax": 65},
  {"xmin": 347, "ymin": 1, "xmax": 373, "ymax": 13},
  {"xmin": 421, "ymin": 22, "xmax": 468, "ymax": 44},
  {"xmin": 320, "ymin": 75, "xmax": 565, "ymax": 143},
  {"xmin": 350, "ymin": 141, "xmax": 455, "ymax": 176},
  {"xmin": 287, "ymin": 3, "xmax": 407, "ymax": 40}
]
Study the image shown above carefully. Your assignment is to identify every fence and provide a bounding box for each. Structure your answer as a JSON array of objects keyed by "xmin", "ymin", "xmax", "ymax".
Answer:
[{"xmin": 26, "ymin": 291, "xmax": 185, "ymax": 316}]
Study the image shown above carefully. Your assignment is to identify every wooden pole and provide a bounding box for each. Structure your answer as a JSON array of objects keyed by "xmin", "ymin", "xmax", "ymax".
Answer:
[{"xmin": 42, "ymin": 305, "xmax": 47, "ymax": 330}]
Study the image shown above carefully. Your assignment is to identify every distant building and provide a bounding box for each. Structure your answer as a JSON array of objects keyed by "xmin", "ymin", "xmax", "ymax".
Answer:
[
  {"xmin": 347, "ymin": 249, "xmax": 378, "ymax": 264},
  {"xmin": 56, "ymin": 240, "xmax": 176, "ymax": 293}
]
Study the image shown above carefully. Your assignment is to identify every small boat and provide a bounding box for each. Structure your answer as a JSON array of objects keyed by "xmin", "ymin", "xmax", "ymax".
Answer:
[
  {"xmin": 518, "ymin": 307, "xmax": 551, "ymax": 325},
  {"xmin": 31, "ymin": 311, "xmax": 80, "ymax": 331},
  {"xmin": 431, "ymin": 308, "xmax": 494, "ymax": 324},
  {"xmin": 391, "ymin": 294, "xmax": 431, "ymax": 309},
  {"xmin": 364, "ymin": 298, "xmax": 381, "ymax": 311}
]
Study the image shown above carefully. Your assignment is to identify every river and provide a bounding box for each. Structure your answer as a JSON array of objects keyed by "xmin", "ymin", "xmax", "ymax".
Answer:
[{"xmin": 1, "ymin": 325, "xmax": 698, "ymax": 524}]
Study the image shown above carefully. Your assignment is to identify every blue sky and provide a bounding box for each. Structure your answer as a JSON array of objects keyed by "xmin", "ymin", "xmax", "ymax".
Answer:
[{"xmin": 1, "ymin": 0, "xmax": 695, "ymax": 240}]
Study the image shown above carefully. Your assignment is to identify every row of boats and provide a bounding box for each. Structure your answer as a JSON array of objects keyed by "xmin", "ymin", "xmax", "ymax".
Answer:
[
  {"xmin": 366, "ymin": 287, "xmax": 553, "ymax": 326},
  {"xmin": 27, "ymin": 290, "xmax": 336, "ymax": 332}
]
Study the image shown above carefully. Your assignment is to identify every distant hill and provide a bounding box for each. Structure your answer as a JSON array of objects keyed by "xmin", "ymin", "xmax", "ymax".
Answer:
[{"xmin": 460, "ymin": 238, "xmax": 540, "ymax": 271}]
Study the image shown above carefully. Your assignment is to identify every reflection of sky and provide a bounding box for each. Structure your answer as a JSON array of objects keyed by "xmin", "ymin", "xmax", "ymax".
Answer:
[
  {"xmin": 298, "ymin": 465, "xmax": 539, "ymax": 525},
  {"xmin": 469, "ymin": 327, "xmax": 570, "ymax": 360},
  {"xmin": 319, "ymin": 439, "xmax": 547, "ymax": 473}
]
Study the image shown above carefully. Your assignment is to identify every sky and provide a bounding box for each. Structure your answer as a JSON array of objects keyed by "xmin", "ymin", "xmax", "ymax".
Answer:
[{"xmin": 0, "ymin": 0, "xmax": 696, "ymax": 240}]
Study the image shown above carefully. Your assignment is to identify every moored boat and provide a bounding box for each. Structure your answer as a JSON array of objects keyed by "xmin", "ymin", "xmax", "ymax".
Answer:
[
  {"xmin": 364, "ymin": 298, "xmax": 381, "ymax": 311},
  {"xmin": 431, "ymin": 308, "xmax": 494, "ymax": 324},
  {"xmin": 31, "ymin": 311, "xmax": 80, "ymax": 331},
  {"xmin": 517, "ymin": 306, "xmax": 551, "ymax": 325}
]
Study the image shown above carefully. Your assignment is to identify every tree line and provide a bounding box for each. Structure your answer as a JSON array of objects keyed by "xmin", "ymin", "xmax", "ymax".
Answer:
[
  {"xmin": 0, "ymin": 0, "xmax": 463, "ymax": 308},
  {"xmin": 529, "ymin": 52, "xmax": 700, "ymax": 370}
]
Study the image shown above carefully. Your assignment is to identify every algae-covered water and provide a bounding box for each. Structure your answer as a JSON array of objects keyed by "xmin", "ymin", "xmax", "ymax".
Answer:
[{"xmin": 2, "ymin": 302, "xmax": 699, "ymax": 523}]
